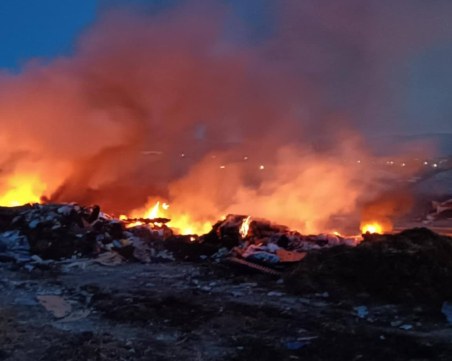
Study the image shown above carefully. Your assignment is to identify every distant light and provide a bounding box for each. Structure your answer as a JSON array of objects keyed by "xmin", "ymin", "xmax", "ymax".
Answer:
[
  {"xmin": 433, "ymin": 163, "xmax": 438, "ymax": 168},
  {"xmin": 401, "ymin": 163, "xmax": 406, "ymax": 167},
  {"xmin": 356, "ymin": 160, "xmax": 361, "ymax": 164},
  {"xmin": 259, "ymin": 165, "xmax": 265, "ymax": 170},
  {"xmin": 424, "ymin": 161, "xmax": 428, "ymax": 165},
  {"xmin": 243, "ymin": 156, "xmax": 248, "ymax": 161},
  {"xmin": 180, "ymin": 153, "xmax": 185, "ymax": 158},
  {"xmin": 220, "ymin": 165, "xmax": 226, "ymax": 169}
]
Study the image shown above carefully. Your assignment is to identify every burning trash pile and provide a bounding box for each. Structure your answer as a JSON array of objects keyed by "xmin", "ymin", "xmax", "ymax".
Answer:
[
  {"xmin": 0, "ymin": 203, "xmax": 175, "ymax": 264},
  {"xmin": 2, "ymin": 201, "xmax": 452, "ymax": 304},
  {"xmin": 200, "ymin": 215, "xmax": 358, "ymax": 268},
  {"xmin": 0, "ymin": 203, "xmax": 359, "ymax": 269}
]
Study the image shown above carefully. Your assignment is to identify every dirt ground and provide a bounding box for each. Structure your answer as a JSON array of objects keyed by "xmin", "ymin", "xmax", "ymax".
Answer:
[{"xmin": 0, "ymin": 258, "xmax": 451, "ymax": 361}]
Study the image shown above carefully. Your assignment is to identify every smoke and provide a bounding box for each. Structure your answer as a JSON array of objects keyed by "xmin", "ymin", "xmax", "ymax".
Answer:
[
  {"xmin": 360, "ymin": 190, "xmax": 415, "ymax": 232},
  {"xmin": 0, "ymin": 0, "xmax": 450, "ymax": 232}
]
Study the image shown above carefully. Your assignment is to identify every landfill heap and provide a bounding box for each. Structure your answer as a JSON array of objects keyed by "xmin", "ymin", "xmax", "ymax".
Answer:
[
  {"xmin": 2, "ymin": 203, "xmax": 452, "ymax": 305},
  {"xmin": 0, "ymin": 203, "xmax": 174, "ymax": 263},
  {"xmin": 0, "ymin": 203, "xmax": 357, "ymax": 268},
  {"xmin": 286, "ymin": 228, "xmax": 452, "ymax": 304},
  {"xmin": 200, "ymin": 215, "xmax": 358, "ymax": 267}
]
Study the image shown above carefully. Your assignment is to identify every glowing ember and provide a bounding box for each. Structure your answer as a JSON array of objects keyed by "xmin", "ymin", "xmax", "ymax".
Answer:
[
  {"xmin": 360, "ymin": 222, "xmax": 384, "ymax": 234},
  {"xmin": 0, "ymin": 174, "xmax": 46, "ymax": 206},
  {"xmin": 239, "ymin": 216, "xmax": 251, "ymax": 238},
  {"xmin": 126, "ymin": 220, "xmax": 145, "ymax": 228}
]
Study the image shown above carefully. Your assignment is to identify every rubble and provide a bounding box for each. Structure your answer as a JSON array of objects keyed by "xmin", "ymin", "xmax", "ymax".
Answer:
[
  {"xmin": 2, "ymin": 203, "xmax": 452, "ymax": 308},
  {"xmin": 0, "ymin": 204, "xmax": 358, "ymax": 271},
  {"xmin": 425, "ymin": 198, "xmax": 452, "ymax": 222},
  {"xmin": 37, "ymin": 295, "xmax": 72, "ymax": 318},
  {"xmin": 202, "ymin": 214, "xmax": 357, "ymax": 267},
  {"xmin": 0, "ymin": 203, "xmax": 175, "ymax": 263}
]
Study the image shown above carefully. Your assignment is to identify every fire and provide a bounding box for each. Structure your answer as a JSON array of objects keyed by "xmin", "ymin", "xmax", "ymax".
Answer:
[
  {"xmin": 125, "ymin": 198, "xmax": 212, "ymax": 235},
  {"xmin": 0, "ymin": 174, "xmax": 46, "ymax": 207},
  {"xmin": 239, "ymin": 216, "xmax": 251, "ymax": 238},
  {"xmin": 167, "ymin": 214, "xmax": 212, "ymax": 236},
  {"xmin": 360, "ymin": 222, "xmax": 384, "ymax": 234},
  {"xmin": 143, "ymin": 201, "xmax": 167, "ymax": 219}
]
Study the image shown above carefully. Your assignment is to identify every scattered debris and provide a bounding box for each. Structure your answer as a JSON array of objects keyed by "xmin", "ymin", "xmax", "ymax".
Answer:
[
  {"xmin": 399, "ymin": 324, "xmax": 414, "ymax": 331},
  {"xmin": 58, "ymin": 309, "xmax": 91, "ymax": 323},
  {"xmin": 225, "ymin": 257, "xmax": 282, "ymax": 276},
  {"xmin": 354, "ymin": 306, "xmax": 369, "ymax": 319},
  {"xmin": 94, "ymin": 251, "xmax": 124, "ymax": 266},
  {"xmin": 425, "ymin": 198, "xmax": 452, "ymax": 222},
  {"xmin": 37, "ymin": 295, "xmax": 72, "ymax": 318}
]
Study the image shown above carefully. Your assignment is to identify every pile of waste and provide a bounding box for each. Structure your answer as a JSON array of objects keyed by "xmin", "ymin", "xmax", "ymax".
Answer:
[
  {"xmin": 0, "ymin": 203, "xmax": 174, "ymax": 263},
  {"xmin": 201, "ymin": 215, "xmax": 358, "ymax": 267},
  {"xmin": 0, "ymin": 203, "xmax": 358, "ymax": 269},
  {"xmin": 286, "ymin": 228, "xmax": 452, "ymax": 304},
  {"xmin": 2, "ymin": 203, "xmax": 452, "ymax": 305}
]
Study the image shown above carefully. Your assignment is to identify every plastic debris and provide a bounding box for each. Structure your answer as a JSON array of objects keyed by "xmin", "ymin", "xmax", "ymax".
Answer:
[
  {"xmin": 354, "ymin": 306, "xmax": 369, "ymax": 319},
  {"xmin": 399, "ymin": 324, "xmax": 413, "ymax": 331},
  {"xmin": 37, "ymin": 295, "xmax": 72, "ymax": 318}
]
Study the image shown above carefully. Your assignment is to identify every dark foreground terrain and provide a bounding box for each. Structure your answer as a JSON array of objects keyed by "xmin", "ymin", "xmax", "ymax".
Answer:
[{"xmin": 0, "ymin": 256, "xmax": 452, "ymax": 361}]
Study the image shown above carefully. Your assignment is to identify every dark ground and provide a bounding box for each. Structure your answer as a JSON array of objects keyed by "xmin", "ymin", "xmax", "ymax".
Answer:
[{"xmin": 0, "ymin": 256, "xmax": 452, "ymax": 361}]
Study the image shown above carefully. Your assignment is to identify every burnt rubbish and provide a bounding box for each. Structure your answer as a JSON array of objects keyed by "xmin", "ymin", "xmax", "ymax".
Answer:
[{"xmin": 0, "ymin": 204, "xmax": 353, "ymax": 267}]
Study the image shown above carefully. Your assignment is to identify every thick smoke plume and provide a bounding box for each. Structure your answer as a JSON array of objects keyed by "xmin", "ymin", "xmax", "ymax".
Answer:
[{"xmin": 0, "ymin": 0, "xmax": 450, "ymax": 233}]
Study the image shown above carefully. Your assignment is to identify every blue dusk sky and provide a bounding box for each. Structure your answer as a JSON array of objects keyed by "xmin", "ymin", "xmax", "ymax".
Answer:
[
  {"xmin": 0, "ymin": 0, "xmax": 98, "ymax": 70},
  {"xmin": 0, "ymin": 0, "xmax": 263, "ymax": 69}
]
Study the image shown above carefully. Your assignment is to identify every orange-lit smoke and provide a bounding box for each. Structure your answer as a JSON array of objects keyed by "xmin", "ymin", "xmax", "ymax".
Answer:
[
  {"xmin": 359, "ymin": 191, "xmax": 414, "ymax": 234},
  {"xmin": 0, "ymin": 1, "xmax": 447, "ymax": 233}
]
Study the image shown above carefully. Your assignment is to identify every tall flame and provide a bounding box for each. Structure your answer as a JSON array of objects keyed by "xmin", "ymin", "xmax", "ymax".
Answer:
[
  {"xmin": 239, "ymin": 216, "xmax": 251, "ymax": 238},
  {"xmin": 142, "ymin": 201, "xmax": 165, "ymax": 219}
]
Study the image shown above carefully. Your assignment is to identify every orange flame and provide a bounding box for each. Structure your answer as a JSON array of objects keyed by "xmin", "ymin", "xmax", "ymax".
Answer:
[
  {"xmin": 0, "ymin": 174, "xmax": 46, "ymax": 206},
  {"xmin": 143, "ymin": 201, "xmax": 163, "ymax": 219},
  {"xmin": 239, "ymin": 216, "xmax": 251, "ymax": 238},
  {"xmin": 360, "ymin": 222, "xmax": 384, "ymax": 234},
  {"xmin": 126, "ymin": 198, "xmax": 212, "ymax": 235},
  {"xmin": 167, "ymin": 214, "xmax": 212, "ymax": 235}
]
